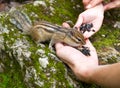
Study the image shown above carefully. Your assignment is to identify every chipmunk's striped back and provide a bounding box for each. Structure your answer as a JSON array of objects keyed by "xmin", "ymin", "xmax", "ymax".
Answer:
[{"xmin": 9, "ymin": 10, "xmax": 86, "ymax": 48}]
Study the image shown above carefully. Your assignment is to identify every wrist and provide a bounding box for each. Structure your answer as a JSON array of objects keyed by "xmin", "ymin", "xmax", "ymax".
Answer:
[{"xmin": 72, "ymin": 63, "xmax": 98, "ymax": 83}]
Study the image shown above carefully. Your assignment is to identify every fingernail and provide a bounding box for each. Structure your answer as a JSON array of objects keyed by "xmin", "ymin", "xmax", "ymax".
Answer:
[{"xmin": 86, "ymin": 4, "xmax": 92, "ymax": 9}]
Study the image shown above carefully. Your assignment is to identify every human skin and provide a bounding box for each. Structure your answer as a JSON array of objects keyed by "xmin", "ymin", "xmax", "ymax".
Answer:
[
  {"xmin": 74, "ymin": 4, "xmax": 104, "ymax": 38},
  {"xmin": 83, "ymin": 0, "xmax": 120, "ymax": 11},
  {"xmin": 55, "ymin": 6, "xmax": 120, "ymax": 86},
  {"xmin": 55, "ymin": 36, "xmax": 120, "ymax": 88},
  {"xmin": 55, "ymin": 1, "xmax": 120, "ymax": 87}
]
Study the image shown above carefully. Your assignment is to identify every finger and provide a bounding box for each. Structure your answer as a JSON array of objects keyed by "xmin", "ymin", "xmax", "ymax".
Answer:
[
  {"xmin": 65, "ymin": 20, "xmax": 74, "ymax": 27},
  {"xmin": 82, "ymin": 0, "xmax": 91, "ymax": 7},
  {"xmin": 86, "ymin": 0, "xmax": 103, "ymax": 9},
  {"xmin": 104, "ymin": 1, "xmax": 120, "ymax": 11},
  {"xmin": 74, "ymin": 14, "xmax": 84, "ymax": 29},
  {"xmin": 62, "ymin": 22, "xmax": 71, "ymax": 28},
  {"xmin": 55, "ymin": 43, "xmax": 64, "ymax": 51}
]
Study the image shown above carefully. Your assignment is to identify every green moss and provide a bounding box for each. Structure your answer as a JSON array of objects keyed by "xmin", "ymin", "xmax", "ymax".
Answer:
[
  {"xmin": 105, "ymin": 9, "xmax": 120, "ymax": 22},
  {"xmin": 23, "ymin": 0, "xmax": 83, "ymax": 25},
  {"xmin": 107, "ymin": 56, "xmax": 118, "ymax": 64},
  {"xmin": 1, "ymin": 72, "xmax": 25, "ymax": 88},
  {"xmin": 92, "ymin": 24, "xmax": 120, "ymax": 50},
  {"xmin": 0, "ymin": 55, "xmax": 26, "ymax": 88},
  {"xmin": 0, "ymin": 0, "xmax": 119, "ymax": 88}
]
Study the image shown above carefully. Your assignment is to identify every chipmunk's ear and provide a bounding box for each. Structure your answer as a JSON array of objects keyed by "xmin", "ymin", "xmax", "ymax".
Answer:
[
  {"xmin": 65, "ymin": 20, "xmax": 74, "ymax": 28},
  {"xmin": 62, "ymin": 22, "xmax": 72, "ymax": 29}
]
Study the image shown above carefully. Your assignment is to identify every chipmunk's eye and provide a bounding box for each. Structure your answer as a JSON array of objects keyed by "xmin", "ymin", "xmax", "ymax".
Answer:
[{"xmin": 77, "ymin": 38, "xmax": 82, "ymax": 42}]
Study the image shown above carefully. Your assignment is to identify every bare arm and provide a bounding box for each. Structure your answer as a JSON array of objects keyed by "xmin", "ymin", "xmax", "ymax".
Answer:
[
  {"xmin": 91, "ymin": 63, "xmax": 120, "ymax": 87},
  {"xmin": 55, "ymin": 38, "xmax": 120, "ymax": 88},
  {"xmin": 74, "ymin": 62, "xmax": 120, "ymax": 88}
]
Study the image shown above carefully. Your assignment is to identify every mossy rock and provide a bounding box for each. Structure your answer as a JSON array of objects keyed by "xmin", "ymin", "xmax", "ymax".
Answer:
[{"xmin": 0, "ymin": 0, "xmax": 119, "ymax": 88}]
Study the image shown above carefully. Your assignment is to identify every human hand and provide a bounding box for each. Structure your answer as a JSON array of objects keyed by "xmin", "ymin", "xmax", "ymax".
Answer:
[
  {"xmin": 74, "ymin": 4, "xmax": 104, "ymax": 38},
  {"xmin": 55, "ymin": 22, "xmax": 98, "ymax": 81},
  {"xmin": 83, "ymin": 0, "xmax": 120, "ymax": 11},
  {"xmin": 55, "ymin": 40, "xmax": 98, "ymax": 81}
]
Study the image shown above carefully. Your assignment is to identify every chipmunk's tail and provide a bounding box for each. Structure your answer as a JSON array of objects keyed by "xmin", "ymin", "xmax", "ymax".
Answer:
[{"xmin": 9, "ymin": 9, "xmax": 32, "ymax": 34}]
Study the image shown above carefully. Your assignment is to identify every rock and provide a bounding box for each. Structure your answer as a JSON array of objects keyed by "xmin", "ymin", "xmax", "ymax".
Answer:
[
  {"xmin": 0, "ymin": 0, "xmax": 119, "ymax": 88},
  {"xmin": 98, "ymin": 47, "xmax": 120, "ymax": 64},
  {"xmin": 0, "ymin": 1, "xmax": 87, "ymax": 88}
]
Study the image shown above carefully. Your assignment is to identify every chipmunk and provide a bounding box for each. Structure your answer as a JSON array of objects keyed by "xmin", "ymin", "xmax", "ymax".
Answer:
[
  {"xmin": 9, "ymin": 10, "xmax": 90, "ymax": 56},
  {"xmin": 30, "ymin": 22, "xmax": 85, "ymax": 49}
]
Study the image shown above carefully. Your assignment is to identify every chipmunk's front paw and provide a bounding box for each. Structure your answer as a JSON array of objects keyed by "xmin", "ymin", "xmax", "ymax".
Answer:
[{"xmin": 49, "ymin": 45, "xmax": 55, "ymax": 53}]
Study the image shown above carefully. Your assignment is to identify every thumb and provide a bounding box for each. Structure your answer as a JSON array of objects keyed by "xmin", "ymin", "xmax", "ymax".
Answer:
[
  {"xmin": 74, "ymin": 14, "xmax": 83, "ymax": 29},
  {"xmin": 86, "ymin": 0, "xmax": 103, "ymax": 9},
  {"xmin": 55, "ymin": 43, "xmax": 64, "ymax": 51},
  {"xmin": 82, "ymin": 0, "xmax": 91, "ymax": 7}
]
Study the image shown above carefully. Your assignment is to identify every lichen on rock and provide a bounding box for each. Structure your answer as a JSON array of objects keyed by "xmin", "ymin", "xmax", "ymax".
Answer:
[{"xmin": 0, "ymin": 0, "xmax": 119, "ymax": 88}]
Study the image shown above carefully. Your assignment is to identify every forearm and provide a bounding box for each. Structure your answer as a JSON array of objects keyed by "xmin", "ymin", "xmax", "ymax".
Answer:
[
  {"xmin": 73, "ymin": 62, "xmax": 120, "ymax": 88},
  {"xmin": 90, "ymin": 63, "xmax": 120, "ymax": 87}
]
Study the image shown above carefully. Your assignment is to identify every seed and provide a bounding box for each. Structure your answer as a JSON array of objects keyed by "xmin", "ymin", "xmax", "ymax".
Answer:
[{"xmin": 80, "ymin": 23, "xmax": 93, "ymax": 33}]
